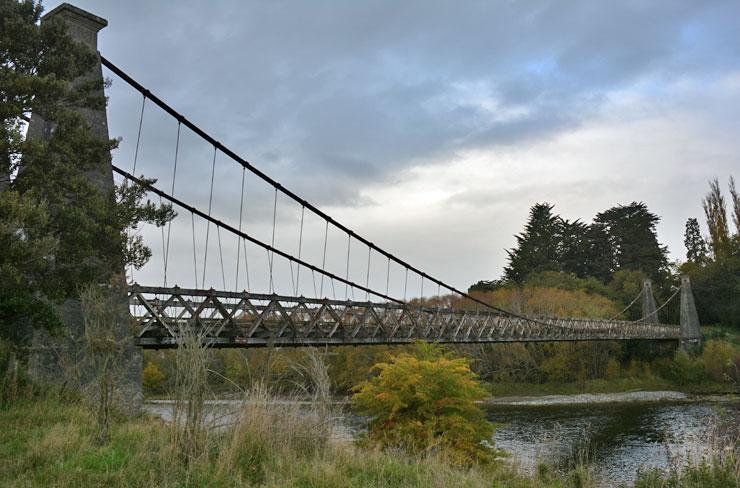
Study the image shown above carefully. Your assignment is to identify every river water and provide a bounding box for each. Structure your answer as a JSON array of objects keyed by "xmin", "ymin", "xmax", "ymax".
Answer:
[
  {"xmin": 487, "ymin": 397, "xmax": 740, "ymax": 487},
  {"xmin": 144, "ymin": 394, "xmax": 739, "ymax": 487}
]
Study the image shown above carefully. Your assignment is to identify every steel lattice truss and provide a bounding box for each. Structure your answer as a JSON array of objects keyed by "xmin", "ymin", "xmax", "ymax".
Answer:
[{"xmin": 130, "ymin": 285, "xmax": 681, "ymax": 348}]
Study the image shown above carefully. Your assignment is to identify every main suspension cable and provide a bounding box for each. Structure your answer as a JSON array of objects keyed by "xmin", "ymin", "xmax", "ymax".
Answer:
[
  {"xmin": 608, "ymin": 287, "xmax": 644, "ymax": 321},
  {"xmin": 112, "ymin": 166, "xmax": 403, "ymax": 304},
  {"xmin": 636, "ymin": 287, "xmax": 681, "ymax": 323},
  {"xmin": 100, "ymin": 55, "xmax": 523, "ymax": 316},
  {"xmin": 105, "ymin": 59, "xmax": 643, "ymax": 329}
]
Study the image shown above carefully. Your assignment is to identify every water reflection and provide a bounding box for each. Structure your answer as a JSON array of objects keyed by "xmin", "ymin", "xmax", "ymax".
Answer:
[{"xmin": 488, "ymin": 400, "xmax": 739, "ymax": 487}]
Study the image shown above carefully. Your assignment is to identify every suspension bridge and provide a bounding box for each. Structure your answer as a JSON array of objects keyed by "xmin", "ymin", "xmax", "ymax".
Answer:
[{"xmin": 26, "ymin": 4, "xmax": 702, "ymax": 354}]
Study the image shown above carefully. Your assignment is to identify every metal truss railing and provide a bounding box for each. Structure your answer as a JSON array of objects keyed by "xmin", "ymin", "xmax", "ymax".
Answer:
[{"xmin": 129, "ymin": 285, "xmax": 681, "ymax": 348}]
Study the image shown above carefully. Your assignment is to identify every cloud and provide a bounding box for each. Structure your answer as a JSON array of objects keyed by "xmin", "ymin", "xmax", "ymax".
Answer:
[{"xmin": 43, "ymin": 0, "xmax": 740, "ymax": 292}]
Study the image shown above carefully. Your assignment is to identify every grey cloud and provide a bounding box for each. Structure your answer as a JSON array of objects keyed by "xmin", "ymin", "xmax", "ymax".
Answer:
[{"xmin": 73, "ymin": 0, "xmax": 738, "ymax": 209}]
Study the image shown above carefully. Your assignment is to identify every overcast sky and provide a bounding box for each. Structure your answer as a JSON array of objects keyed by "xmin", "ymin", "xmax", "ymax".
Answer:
[{"xmin": 46, "ymin": 0, "xmax": 740, "ymax": 297}]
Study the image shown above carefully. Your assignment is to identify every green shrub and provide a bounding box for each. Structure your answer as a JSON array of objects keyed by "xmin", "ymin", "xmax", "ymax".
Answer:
[
  {"xmin": 669, "ymin": 350, "xmax": 707, "ymax": 385},
  {"xmin": 700, "ymin": 340, "xmax": 740, "ymax": 383}
]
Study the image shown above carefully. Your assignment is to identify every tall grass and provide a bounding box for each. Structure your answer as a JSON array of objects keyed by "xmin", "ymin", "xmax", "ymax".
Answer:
[
  {"xmin": 1, "ymin": 393, "xmax": 594, "ymax": 487},
  {"xmin": 635, "ymin": 410, "xmax": 740, "ymax": 487},
  {"xmin": 170, "ymin": 325, "xmax": 210, "ymax": 464}
]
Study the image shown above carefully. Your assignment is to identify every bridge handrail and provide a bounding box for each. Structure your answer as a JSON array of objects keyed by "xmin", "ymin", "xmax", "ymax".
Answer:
[{"xmin": 128, "ymin": 284, "xmax": 680, "ymax": 330}]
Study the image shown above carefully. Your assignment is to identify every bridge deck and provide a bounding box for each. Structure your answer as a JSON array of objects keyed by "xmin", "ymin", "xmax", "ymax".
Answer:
[{"xmin": 129, "ymin": 285, "xmax": 681, "ymax": 348}]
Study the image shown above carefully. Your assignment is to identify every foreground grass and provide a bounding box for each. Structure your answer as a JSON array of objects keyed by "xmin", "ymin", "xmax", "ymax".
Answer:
[{"xmin": 0, "ymin": 395, "xmax": 595, "ymax": 488}]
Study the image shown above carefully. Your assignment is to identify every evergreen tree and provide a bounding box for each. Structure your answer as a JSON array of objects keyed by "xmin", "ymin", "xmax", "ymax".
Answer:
[
  {"xmin": 0, "ymin": 0, "xmax": 173, "ymax": 339},
  {"xmin": 504, "ymin": 203, "xmax": 562, "ymax": 282},
  {"xmin": 684, "ymin": 218, "xmax": 707, "ymax": 263},
  {"xmin": 582, "ymin": 222, "xmax": 615, "ymax": 282},
  {"xmin": 592, "ymin": 202, "xmax": 668, "ymax": 282},
  {"xmin": 558, "ymin": 218, "xmax": 590, "ymax": 278}
]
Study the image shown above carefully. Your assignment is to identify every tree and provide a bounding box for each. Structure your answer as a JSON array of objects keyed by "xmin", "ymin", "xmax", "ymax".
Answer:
[
  {"xmin": 0, "ymin": 191, "xmax": 59, "ymax": 343},
  {"xmin": 684, "ymin": 218, "xmax": 708, "ymax": 263},
  {"xmin": 581, "ymin": 222, "xmax": 615, "ymax": 282},
  {"xmin": 593, "ymin": 202, "xmax": 668, "ymax": 282},
  {"xmin": 729, "ymin": 176, "xmax": 740, "ymax": 234},
  {"xmin": 1, "ymin": 0, "xmax": 103, "ymax": 178},
  {"xmin": 504, "ymin": 203, "xmax": 562, "ymax": 282},
  {"xmin": 683, "ymin": 252, "xmax": 740, "ymax": 328},
  {"xmin": 0, "ymin": 0, "xmax": 173, "ymax": 340},
  {"xmin": 352, "ymin": 344, "xmax": 495, "ymax": 466},
  {"xmin": 559, "ymin": 219, "xmax": 591, "ymax": 278},
  {"xmin": 680, "ymin": 177, "xmax": 740, "ymax": 329},
  {"xmin": 501, "ymin": 202, "xmax": 668, "ymax": 285},
  {"xmin": 702, "ymin": 178, "xmax": 730, "ymax": 258}
]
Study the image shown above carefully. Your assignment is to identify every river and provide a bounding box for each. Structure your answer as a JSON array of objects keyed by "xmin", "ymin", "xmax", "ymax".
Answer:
[
  {"xmin": 144, "ymin": 393, "xmax": 739, "ymax": 487},
  {"xmin": 487, "ymin": 395, "xmax": 739, "ymax": 486}
]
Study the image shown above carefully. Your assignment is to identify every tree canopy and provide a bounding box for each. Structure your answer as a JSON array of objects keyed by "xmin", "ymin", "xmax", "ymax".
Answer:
[
  {"xmin": 681, "ymin": 177, "xmax": 740, "ymax": 328},
  {"xmin": 502, "ymin": 201, "xmax": 668, "ymax": 285},
  {"xmin": 684, "ymin": 217, "xmax": 707, "ymax": 263}
]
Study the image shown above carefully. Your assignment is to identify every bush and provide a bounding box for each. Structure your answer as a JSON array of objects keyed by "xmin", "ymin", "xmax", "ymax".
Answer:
[
  {"xmin": 700, "ymin": 340, "xmax": 740, "ymax": 383},
  {"xmin": 352, "ymin": 344, "xmax": 495, "ymax": 466},
  {"xmin": 141, "ymin": 361, "xmax": 165, "ymax": 392},
  {"xmin": 669, "ymin": 350, "xmax": 707, "ymax": 385}
]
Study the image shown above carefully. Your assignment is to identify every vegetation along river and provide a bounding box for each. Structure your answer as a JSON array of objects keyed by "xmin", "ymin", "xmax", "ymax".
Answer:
[{"xmin": 145, "ymin": 394, "xmax": 739, "ymax": 487}]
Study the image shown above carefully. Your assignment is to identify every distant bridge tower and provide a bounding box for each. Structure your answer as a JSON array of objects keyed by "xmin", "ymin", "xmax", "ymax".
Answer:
[
  {"xmin": 641, "ymin": 279, "xmax": 659, "ymax": 324},
  {"xmin": 23, "ymin": 4, "xmax": 141, "ymax": 409},
  {"xmin": 679, "ymin": 276, "xmax": 702, "ymax": 351}
]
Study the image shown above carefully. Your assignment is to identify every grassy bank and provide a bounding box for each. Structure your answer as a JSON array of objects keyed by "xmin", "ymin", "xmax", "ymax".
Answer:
[
  {"xmin": 0, "ymin": 394, "xmax": 595, "ymax": 488},
  {"xmin": 3, "ymin": 393, "xmax": 737, "ymax": 487}
]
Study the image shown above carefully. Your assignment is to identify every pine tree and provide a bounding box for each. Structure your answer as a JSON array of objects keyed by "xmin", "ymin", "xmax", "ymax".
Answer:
[
  {"xmin": 559, "ymin": 218, "xmax": 590, "ymax": 278},
  {"xmin": 582, "ymin": 222, "xmax": 615, "ymax": 282},
  {"xmin": 504, "ymin": 203, "xmax": 562, "ymax": 282},
  {"xmin": 684, "ymin": 218, "xmax": 707, "ymax": 263},
  {"xmin": 592, "ymin": 202, "xmax": 668, "ymax": 281}
]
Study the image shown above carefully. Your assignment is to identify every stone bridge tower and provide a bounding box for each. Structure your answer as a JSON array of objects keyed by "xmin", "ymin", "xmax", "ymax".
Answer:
[
  {"xmin": 679, "ymin": 276, "xmax": 702, "ymax": 350},
  {"xmin": 24, "ymin": 4, "xmax": 141, "ymax": 409}
]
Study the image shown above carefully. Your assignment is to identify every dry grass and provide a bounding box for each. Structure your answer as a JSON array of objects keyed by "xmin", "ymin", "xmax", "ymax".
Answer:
[{"xmin": 170, "ymin": 325, "xmax": 211, "ymax": 464}]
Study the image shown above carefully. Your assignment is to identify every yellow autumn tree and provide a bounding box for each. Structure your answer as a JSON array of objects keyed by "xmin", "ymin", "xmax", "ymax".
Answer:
[
  {"xmin": 142, "ymin": 361, "xmax": 166, "ymax": 392},
  {"xmin": 352, "ymin": 344, "xmax": 495, "ymax": 466}
]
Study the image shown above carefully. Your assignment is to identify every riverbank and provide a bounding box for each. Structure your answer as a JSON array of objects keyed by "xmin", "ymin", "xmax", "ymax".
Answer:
[
  {"xmin": 486, "ymin": 377, "xmax": 739, "ymax": 398},
  {"xmin": 487, "ymin": 390, "xmax": 689, "ymax": 406},
  {"xmin": 0, "ymin": 394, "xmax": 601, "ymax": 488},
  {"xmin": 487, "ymin": 389, "xmax": 740, "ymax": 407}
]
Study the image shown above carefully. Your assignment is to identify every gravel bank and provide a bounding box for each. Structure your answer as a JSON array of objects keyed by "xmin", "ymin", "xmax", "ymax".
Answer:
[{"xmin": 485, "ymin": 390, "xmax": 690, "ymax": 406}]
